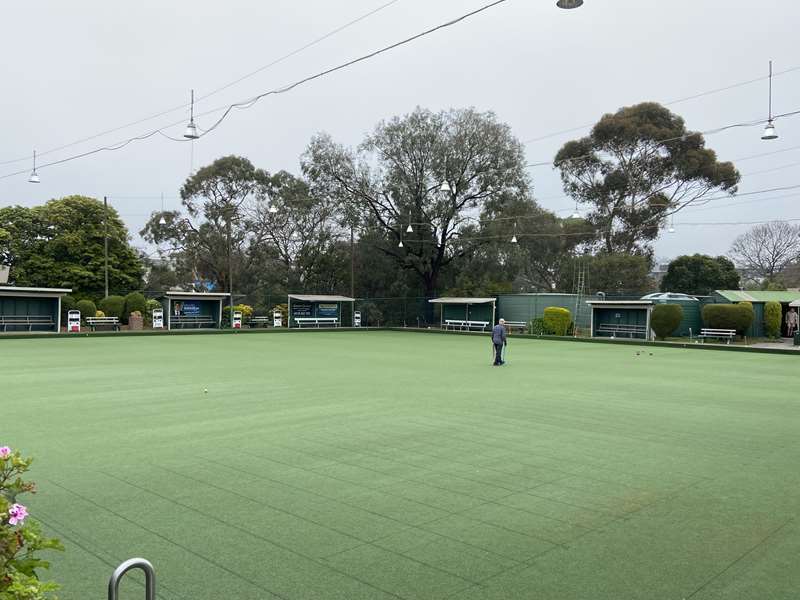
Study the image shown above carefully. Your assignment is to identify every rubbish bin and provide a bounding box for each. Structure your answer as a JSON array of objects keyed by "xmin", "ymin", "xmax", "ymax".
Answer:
[{"xmin": 794, "ymin": 332, "xmax": 800, "ymax": 346}]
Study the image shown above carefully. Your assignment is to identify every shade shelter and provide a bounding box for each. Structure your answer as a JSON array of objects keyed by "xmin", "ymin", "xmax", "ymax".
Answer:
[
  {"xmin": 429, "ymin": 297, "xmax": 496, "ymax": 331},
  {"xmin": 287, "ymin": 294, "xmax": 355, "ymax": 328},
  {"xmin": 710, "ymin": 290, "xmax": 800, "ymax": 337},
  {"xmin": 162, "ymin": 292, "xmax": 229, "ymax": 330},
  {"xmin": 588, "ymin": 300, "xmax": 653, "ymax": 340},
  {"xmin": 0, "ymin": 286, "xmax": 72, "ymax": 333}
]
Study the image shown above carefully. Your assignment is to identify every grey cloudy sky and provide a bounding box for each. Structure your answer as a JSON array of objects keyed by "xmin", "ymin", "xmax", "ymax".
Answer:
[{"xmin": 2, "ymin": 0, "xmax": 799, "ymax": 263}]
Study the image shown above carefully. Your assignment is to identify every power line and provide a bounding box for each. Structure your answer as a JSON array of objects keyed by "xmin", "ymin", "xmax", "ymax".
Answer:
[
  {"xmin": 0, "ymin": 0, "xmax": 509, "ymax": 182},
  {"xmin": 0, "ymin": 0, "xmax": 403, "ymax": 168},
  {"xmin": 522, "ymin": 64, "xmax": 800, "ymax": 145}
]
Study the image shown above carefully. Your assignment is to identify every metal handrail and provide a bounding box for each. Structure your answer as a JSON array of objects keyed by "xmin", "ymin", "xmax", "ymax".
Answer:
[{"xmin": 108, "ymin": 558, "xmax": 155, "ymax": 600}]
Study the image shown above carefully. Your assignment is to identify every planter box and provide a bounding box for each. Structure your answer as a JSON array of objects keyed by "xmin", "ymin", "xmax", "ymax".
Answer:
[{"xmin": 128, "ymin": 315, "xmax": 144, "ymax": 331}]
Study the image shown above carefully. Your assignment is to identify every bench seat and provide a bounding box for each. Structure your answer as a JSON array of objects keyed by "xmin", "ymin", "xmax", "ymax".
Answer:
[{"xmin": 0, "ymin": 315, "xmax": 55, "ymax": 332}]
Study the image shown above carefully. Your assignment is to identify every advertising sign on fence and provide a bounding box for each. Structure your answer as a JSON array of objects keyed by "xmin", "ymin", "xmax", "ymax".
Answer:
[{"xmin": 317, "ymin": 303, "xmax": 338, "ymax": 317}]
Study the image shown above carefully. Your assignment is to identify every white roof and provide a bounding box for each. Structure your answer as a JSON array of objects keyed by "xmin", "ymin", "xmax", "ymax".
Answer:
[
  {"xmin": 164, "ymin": 291, "xmax": 229, "ymax": 298},
  {"xmin": 289, "ymin": 294, "xmax": 355, "ymax": 302},
  {"xmin": 429, "ymin": 297, "xmax": 496, "ymax": 305},
  {"xmin": 586, "ymin": 300, "xmax": 653, "ymax": 306},
  {"xmin": 0, "ymin": 286, "xmax": 72, "ymax": 294}
]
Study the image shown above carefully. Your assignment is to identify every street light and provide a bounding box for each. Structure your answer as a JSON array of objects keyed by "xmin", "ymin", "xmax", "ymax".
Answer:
[
  {"xmin": 184, "ymin": 89, "xmax": 200, "ymax": 140},
  {"xmin": 28, "ymin": 150, "xmax": 40, "ymax": 184},
  {"xmin": 557, "ymin": 0, "xmax": 583, "ymax": 8},
  {"xmin": 439, "ymin": 180, "xmax": 451, "ymax": 193},
  {"xmin": 761, "ymin": 61, "xmax": 778, "ymax": 140}
]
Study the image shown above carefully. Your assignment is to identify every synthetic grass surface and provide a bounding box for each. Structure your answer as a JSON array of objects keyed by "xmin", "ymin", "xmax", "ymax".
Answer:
[{"xmin": 3, "ymin": 330, "xmax": 800, "ymax": 600}]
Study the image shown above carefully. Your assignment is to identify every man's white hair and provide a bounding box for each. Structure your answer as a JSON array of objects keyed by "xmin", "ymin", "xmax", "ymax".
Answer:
[{"xmin": 499, "ymin": 318, "xmax": 505, "ymax": 324}]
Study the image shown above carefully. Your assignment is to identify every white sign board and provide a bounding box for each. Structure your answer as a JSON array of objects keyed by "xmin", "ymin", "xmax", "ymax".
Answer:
[
  {"xmin": 232, "ymin": 310, "xmax": 243, "ymax": 329},
  {"xmin": 152, "ymin": 308, "xmax": 164, "ymax": 329},
  {"xmin": 353, "ymin": 311, "xmax": 362, "ymax": 327},
  {"xmin": 67, "ymin": 309, "xmax": 81, "ymax": 333},
  {"xmin": 273, "ymin": 310, "xmax": 283, "ymax": 328}
]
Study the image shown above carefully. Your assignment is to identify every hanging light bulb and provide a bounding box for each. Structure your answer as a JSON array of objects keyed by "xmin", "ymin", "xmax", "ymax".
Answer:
[
  {"xmin": 398, "ymin": 239, "xmax": 404, "ymax": 248},
  {"xmin": 668, "ymin": 216, "xmax": 675, "ymax": 234},
  {"xmin": 556, "ymin": 0, "xmax": 583, "ymax": 8},
  {"xmin": 159, "ymin": 215, "xmax": 167, "ymax": 226},
  {"xmin": 761, "ymin": 61, "xmax": 778, "ymax": 141},
  {"xmin": 439, "ymin": 180, "xmax": 451, "ymax": 193},
  {"xmin": 158, "ymin": 192, "xmax": 167, "ymax": 225},
  {"xmin": 28, "ymin": 150, "xmax": 40, "ymax": 184},
  {"xmin": 511, "ymin": 222, "xmax": 518, "ymax": 243},
  {"xmin": 406, "ymin": 222, "xmax": 413, "ymax": 233},
  {"xmin": 269, "ymin": 205, "xmax": 278, "ymax": 214},
  {"xmin": 184, "ymin": 89, "xmax": 200, "ymax": 140}
]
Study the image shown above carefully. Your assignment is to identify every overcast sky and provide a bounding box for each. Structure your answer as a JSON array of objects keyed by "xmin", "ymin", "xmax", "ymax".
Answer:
[{"xmin": 2, "ymin": 0, "xmax": 799, "ymax": 264}]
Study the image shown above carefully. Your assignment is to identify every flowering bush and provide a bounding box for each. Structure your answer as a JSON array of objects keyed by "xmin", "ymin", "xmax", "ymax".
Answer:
[{"xmin": 0, "ymin": 446, "xmax": 62, "ymax": 600}]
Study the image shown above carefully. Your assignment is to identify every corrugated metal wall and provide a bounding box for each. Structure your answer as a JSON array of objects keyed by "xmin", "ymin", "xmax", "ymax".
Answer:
[
  {"xmin": 496, "ymin": 294, "xmax": 591, "ymax": 329},
  {"xmin": 651, "ymin": 299, "xmax": 702, "ymax": 337},
  {"xmin": 700, "ymin": 295, "xmax": 765, "ymax": 338}
]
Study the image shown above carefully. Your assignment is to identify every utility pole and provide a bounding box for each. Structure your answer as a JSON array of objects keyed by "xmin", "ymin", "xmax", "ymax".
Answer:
[
  {"xmin": 350, "ymin": 225, "xmax": 355, "ymax": 299},
  {"xmin": 227, "ymin": 213, "xmax": 234, "ymax": 327},
  {"xmin": 103, "ymin": 196, "xmax": 109, "ymax": 298}
]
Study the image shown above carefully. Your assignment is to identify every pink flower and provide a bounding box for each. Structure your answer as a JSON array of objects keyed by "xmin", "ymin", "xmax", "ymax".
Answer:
[
  {"xmin": 8, "ymin": 503, "xmax": 28, "ymax": 526},
  {"xmin": 0, "ymin": 446, "xmax": 10, "ymax": 458}
]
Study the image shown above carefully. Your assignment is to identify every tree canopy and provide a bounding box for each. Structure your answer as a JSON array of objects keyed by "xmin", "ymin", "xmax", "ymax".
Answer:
[
  {"xmin": 659, "ymin": 254, "xmax": 740, "ymax": 295},
  {"xmin": 0, "ymin": 195, "xmax": 143, "ymax": 299},
  {"xmin": 555, "ymin": 102, "xmax": 739, "ymax": 256},
  {"xmin": 303, "ymin": 107, "xmax": 529, "ymax": 297}
]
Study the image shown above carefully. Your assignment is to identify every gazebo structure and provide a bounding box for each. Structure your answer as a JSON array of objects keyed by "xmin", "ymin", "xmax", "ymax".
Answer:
[
  {"xmin": 428, "ymin": 297, "xmax": 496, "ymax": 331},
  {"xmin": 287, "ymin": 294, "xmax": 355, "ymax": 328},
  {"xmin": 161, "ymin": 291, "xmax": 230, "ymax": 330},
  {"xmin": 0, "ymin": 286, "xmax": 72, "ymax": 333},
  {"xmin": 587, "ymin": 299, "xmax": 653, "ymax": 340}
]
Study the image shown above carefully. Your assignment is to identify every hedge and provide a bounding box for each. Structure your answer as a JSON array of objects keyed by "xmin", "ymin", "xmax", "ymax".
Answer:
[
  {"xmin": 75, "ymin": 299, "xmax": 97, "ymax": 323},
  {"xmin": 702, "ymin": 303, "xmax": 754, "ymax": 335},
  {"xmin": 764, "ymin": 301, "xmax": 782, "ymax": 338},
  {"xmin": 651, "ymin": 304, "xmax": 683, "ymax": 340},
  {"xmin": 98, "ymin": 295, "xmax": 126, "ymax": 320},
  {"xmin": 123, "ymin": 292, "xmax": 147, "ymax": 324},
  {"xmin": 543, "ymin": 306, "xmax": 572, "ymax": 336},
  {"xmin": 61, "ymin": 295, "xmax": 76, "ymax": 322}
]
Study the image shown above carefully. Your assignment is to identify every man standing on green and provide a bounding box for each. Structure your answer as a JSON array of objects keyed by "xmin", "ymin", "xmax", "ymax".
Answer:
[{"xmin": 492, "ymin": 318, "xmax": 507, "ymax": 366}]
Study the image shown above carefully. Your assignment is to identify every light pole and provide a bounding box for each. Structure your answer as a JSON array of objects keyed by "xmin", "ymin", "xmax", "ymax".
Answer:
[{"xmin": 103, "ymin": 196, "xmax": 109, "ymax": 298}]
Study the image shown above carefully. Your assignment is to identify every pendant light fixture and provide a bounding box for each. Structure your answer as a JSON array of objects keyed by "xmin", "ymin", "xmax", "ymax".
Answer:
[
  {"xmin": 184, "ymin": 89, "xmax": 200, "ymax": 140},
  {"xmin": 28, "ymin": 150, "xmax": 40, "ymax": 184},
  {"xmin": 556, "ymin": 0, "xmax": 583, "ymax": 8},
  {"xmin": 511, "ymin": 222, "xmax": 518, "ymax": 244},
  {"xmin": 668, "ymin": 215, "xmax": 675, "ymax": 234},
  {"xmin": 159, "ymin": 192, "xmax": 167, "ymax": 225},
  {"xmin": 761, "ymin": 61, "xmax": 778, "ymax": 140},
  {"xmin": 439, "ymin": 180, "xmax": 451, "ymax": 193}
]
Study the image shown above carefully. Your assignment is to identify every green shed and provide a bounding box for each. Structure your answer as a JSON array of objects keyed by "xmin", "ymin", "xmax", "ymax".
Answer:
[
  {"xmin": 588, "ymin": 300, "xmax": 653, "ymax": 340},
  {"xmin": 709, "ymin": 290, "xmax": 800, "ymax": 338},
  {"xmin": 0, "ymin": 286, "xmax": 72, "ymax": 333}
]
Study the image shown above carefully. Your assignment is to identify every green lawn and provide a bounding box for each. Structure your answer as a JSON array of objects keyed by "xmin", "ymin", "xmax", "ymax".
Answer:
[{"xmin": 4, "ymin": 330, "xmax": 800, "ymax": 600}]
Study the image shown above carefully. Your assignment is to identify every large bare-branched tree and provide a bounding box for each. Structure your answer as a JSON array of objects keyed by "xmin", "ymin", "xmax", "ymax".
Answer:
[
  {"xmin": 302, "ymin": 107, "xmax": 529, "ymax": 297},
  {"xmin": 555, "ymin": 102, "xmax": 740, "ymax": 255},
  {"xmin": 729, "ymin": 221, "xmax": 800, "ymax": 281}
]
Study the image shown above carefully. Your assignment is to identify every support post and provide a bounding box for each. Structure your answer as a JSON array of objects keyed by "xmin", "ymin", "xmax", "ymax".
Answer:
[{"xmin": 103, "ymin": 196, "xmax": 109, "ymax": 298}]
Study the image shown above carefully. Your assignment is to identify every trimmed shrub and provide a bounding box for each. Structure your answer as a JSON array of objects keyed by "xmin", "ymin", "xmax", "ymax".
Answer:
[
  {"xmin": 98, "ymin": 295, "xmax": 125, "ymax": 320},
  {"xmin": 651, "ymin": 304, "xmax": 683, "ymax": 340},
  {"xmin": 543, "ymin": 306, "xmax": 572, "ymax": 336},
  {"xmin": 702, "ymin": 303, "xmax": 754, "ymax": 336},
  {"xmin": 95, "ymin": 310, "xmax": 105, "ymax": 317},
  {"xmin": 123, "ymin": 292, "xmax": 147, "ymax": 324},
  {"xmin": 528, "ymin": 317, "xmax": 547, "ymax": 335},
  {"xmin": 222, "ymin": 304, "xmax": 254, "ymax": 325},
  {"xmin": 764, "ymin": 301, "xmax": 781, "ymax": 338},
  {"xmin": 75, "ymin": 299, "xmax": 97, "ymax": 323},
  {"xmin": 61, "ymin": 294, "xmax": 76, "ymax": 322}
]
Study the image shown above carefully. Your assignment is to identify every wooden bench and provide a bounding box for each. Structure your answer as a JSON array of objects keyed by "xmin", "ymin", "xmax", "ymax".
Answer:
[
  {"xmin": 502, "ymin": 320, "xmax": 527, "ymax": 333},
  {"xmin": 85, "ymin": 316, "xmax": 120, "ymax": 331},
  {"xmin": 247, "ymin": 316, "xmax": 271, "ymax": 328},
  {"xmin": 697, "ymin": 328, "xmax": 736, "ymax": 344},
  {"xmin": 294, "ymin": 317, "xmax": 339, "ymax": 328},
  {"xmin": 596, "ymin": 323, "xmax": 648, "ymax": 339},
  {"xmin": 171, "ymin": 315, "xmax": 215, "ymax": 329},
  {"xmin": 0, "ymin": 315, "xmax": 55, "ymax": 332},
  {"xmin": 444, "ymin": 319, "xmax": 490, "ymax": 332}
]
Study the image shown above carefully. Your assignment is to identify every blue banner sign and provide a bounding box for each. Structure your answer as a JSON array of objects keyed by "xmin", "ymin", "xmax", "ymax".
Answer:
[{"xmin": 317, "ymin": 303, "xmax": 338, "ymax": 317}]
